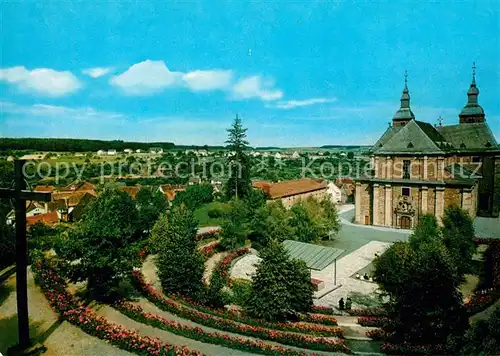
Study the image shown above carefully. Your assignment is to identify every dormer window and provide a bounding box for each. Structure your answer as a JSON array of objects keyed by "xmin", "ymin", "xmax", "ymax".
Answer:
[
  {"xmin": 407, "ymin": 142, "xmax": 414, "ymax": 148},
  {"xmin": 460, "ymin": 143, "xmax": 466, "ymax": 149},
  {"xmin": 486, "ymin": 142, "xmax": 492, "ymax": 148}
]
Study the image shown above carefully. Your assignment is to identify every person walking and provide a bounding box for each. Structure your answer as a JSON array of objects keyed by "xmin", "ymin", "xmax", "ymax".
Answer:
[
  {"xmin": 339, "ymin": 298, "xmax": 345, "ymax": 310},
  {"xmin": 345, "ymin": 297, "xmax": 352, "ymax": 311}
]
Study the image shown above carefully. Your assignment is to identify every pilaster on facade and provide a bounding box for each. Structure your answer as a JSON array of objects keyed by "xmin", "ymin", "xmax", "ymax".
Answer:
[
  {"xmin": 374, "ymin": 156, "xmax": 380, "ymax": 178},
  {"xmin": 493, "ymin": 155, "xmax": 500, "ymax": 217},
  {"xmin": 435, "ymin": 186, "xmax": 445, "ymax": 224},
  {"xmin": 461, "ymin": 187, "xmax": 473, "ymax": 215},
  {"xmin": 373, "ymin": 183, "xmax": 380, "ymax": 226},
  {"xmin": 355, "ymin": 182, "xmax": 362, "ymax": 224},
  {"xmin": 423, "ymin": 156, "xmax": 428, "ymax": 180},
  {"xmin": 437, "ymin": 156, "xmax": 445, "ymax": 181},
  {"xmin": 421, "ymin": 186, "xmax": 428, "ymax": 215},
  {"xmin": 386, "ymin": 156, "xmax": 392, "ymax": 179},
  {"xmin": 385, "ymin": 184, "xmax": 392, "ymax": 227}
]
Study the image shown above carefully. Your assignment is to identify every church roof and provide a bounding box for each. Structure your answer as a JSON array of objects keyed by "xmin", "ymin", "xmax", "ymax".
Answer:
[
  {"xmin": 372, "ymin": 125, "xmax": 402, "ymax": 149},
  {"xmin": 374, "ymin": 120, "xmax": 449, "ymax": 154},
  {"xmin": 436, "ymin": 123, "xmax": 497, "ymax": 150}
]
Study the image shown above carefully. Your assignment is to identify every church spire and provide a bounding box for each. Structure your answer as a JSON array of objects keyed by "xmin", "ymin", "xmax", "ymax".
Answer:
[
  {"xmin": 393, "ymin": 70, "xmax": 415, "ymax": 127},
  {"xmin": 459, "ymin": 62, "xmax": 485, "ymax": 124}
]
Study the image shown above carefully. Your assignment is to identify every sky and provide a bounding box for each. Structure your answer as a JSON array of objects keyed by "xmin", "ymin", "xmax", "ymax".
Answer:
[{"xmin": 1, "ymin": 1, "xmax": 499, "ymax": 147}]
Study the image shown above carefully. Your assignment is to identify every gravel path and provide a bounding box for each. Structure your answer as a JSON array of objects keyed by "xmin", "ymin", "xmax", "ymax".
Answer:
[{"xmin": 203, "ymin": 251, "xmax": 228, "ymax": 284}]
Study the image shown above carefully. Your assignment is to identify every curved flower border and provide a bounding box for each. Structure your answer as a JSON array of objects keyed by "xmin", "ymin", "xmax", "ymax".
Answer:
[
  {"xmin": 116, "ymin": 301, "xmax": 322, "ymax": 356},
  {"xmin": 33, "ymin": 258, "xmax": 201, "ymax": 356},
  {"xmin": 132, "ymin": 271, "xmax": 350, "ymax": 353}
]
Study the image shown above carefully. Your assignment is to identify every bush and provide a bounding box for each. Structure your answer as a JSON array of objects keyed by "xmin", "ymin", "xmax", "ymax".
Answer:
[
  {"xmin": 207, "ymin": 207, "xmax": 227, "ymax": 219},
  {"xmin": 231, "ymin": 279, "xmax": 252, "ymax": 306}
]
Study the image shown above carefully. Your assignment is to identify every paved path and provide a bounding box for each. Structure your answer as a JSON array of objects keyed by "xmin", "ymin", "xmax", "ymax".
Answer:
[
  {"xmin": 321, "ymin": 206, "xmax": 410, "ymax": 257},
  {"xmin": 474, "ymin": 215, "xmax": 500, "ymax": 238}
]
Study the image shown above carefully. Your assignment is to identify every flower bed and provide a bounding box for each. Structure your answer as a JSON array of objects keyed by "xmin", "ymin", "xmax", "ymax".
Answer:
[
  {"xmin": 199, "ymin": 241, "xmax": 221, "ymax": 260},
  {"xmin": 33, "ymin": 258, "xmax": 201, "ymax": 356},
  {"xmin": 213, "ymin": 248, "xmax": 250, "ymax": 286},
  {"xmin": 366, "ymin": 329, "xmax": 385, "ymax": 341},
  {"xmin": 299, "ymin": 313, "xmax": 338, "ymax": 326},
  {"xmin": 311, "ymin": 306, "xmax": 335, "ymax": 315},
  {"xmin": 380, "ymin": 342, "xmax": 444, "ymax": 355},
  {"xmin": 116, "ymin": 301, "xmax": 322, "ymax": 356},
  {"xmin": 357, "ymin": 317, "xmax": 390, "ymax": 327},
  {"xmin": 132, "ymin": 271, "xmax": 350, "ymax": 353},
  {"xmin": 465, "ymin": 291, "xmax": 500, "ymax": 314},
  {"xmin": 195, "ymin": 229, "xmax": 220, "ymax": 242},
  {"xmin": 347, "ymin": 308, "xmax": 387, "ymax": 317}
]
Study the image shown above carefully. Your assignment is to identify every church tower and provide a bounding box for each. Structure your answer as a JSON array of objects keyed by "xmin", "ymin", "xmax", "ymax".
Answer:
[
  {"xmin": 459, "ymin": 63, "xmax": 485, "ymax": 124},
  {"xmin": 392, "ymin": 71, "xmax": 415, "ymax": 127}
]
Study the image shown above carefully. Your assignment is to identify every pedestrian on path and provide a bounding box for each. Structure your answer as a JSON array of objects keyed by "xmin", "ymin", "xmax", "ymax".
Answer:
[
  {"xmin": 339, "ymin": 298, "xmax": 345, "ymax": 310},
  {"xmin": 345, "ymin": 297, "xmax": 352, "ymax": 311}
]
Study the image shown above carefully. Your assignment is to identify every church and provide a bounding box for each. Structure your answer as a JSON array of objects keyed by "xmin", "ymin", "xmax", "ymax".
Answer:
[{"xmin": 355, "ymin": 65, "xmax": 500, "ymax": 229}]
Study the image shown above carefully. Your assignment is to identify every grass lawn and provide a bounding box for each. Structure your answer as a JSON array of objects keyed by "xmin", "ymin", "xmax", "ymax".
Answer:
[{"xmin": 195, "ymin": 201, "xmax": 231, "ymax": 227}]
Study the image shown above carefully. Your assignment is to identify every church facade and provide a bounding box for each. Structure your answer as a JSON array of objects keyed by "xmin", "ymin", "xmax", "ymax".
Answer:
[{"xmin": 355, "ymin": 67, "xmax": 500, "ymax": 229}]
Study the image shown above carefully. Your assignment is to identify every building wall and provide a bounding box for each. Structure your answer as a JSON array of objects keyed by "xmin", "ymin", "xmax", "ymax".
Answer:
[{"xmin": 276, "ymin": 188, "xmax": 328, "ymax": 209}]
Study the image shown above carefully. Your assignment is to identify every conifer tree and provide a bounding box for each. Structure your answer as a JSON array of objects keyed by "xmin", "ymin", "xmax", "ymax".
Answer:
[
  {"xmin": 155, "ymin": 205, "xmax": 204, "ymax": 299},
  {"xmin": 225, "ymin": 114, "xmax": 251, "ymax": 200}
]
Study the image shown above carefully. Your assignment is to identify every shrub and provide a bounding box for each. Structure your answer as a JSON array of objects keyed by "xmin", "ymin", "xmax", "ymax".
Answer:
[
  {"xmin": 357, "ymin": 316, "xmax": 390, "ymax": 327},
  {"xmin": 207, "ymin": 207, "xmax": 227, "ymax": 219},
  {"xmin": 230, "ymin": 279, "xmax": 252, "ymax": 307}
]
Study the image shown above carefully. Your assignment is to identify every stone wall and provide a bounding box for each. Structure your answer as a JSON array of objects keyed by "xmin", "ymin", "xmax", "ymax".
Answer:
[{"xmin": 278, "ymin": 188, "xmax": 328, "ymax": 209}]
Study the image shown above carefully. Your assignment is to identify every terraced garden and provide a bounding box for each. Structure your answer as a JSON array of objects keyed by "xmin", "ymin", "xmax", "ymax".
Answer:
[{"xmin": 26, "ymin": 233, "xmax": 383, "ymax": 356}]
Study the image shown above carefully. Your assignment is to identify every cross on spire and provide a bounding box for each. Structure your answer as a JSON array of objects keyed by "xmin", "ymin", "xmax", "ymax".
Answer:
[
  {"xmin": 472, "ymin": 62, "xmax": 476, "ymax": 84},
  {"xmin": 404, "ymin": 70, "xmax": 408, "ymax": 88}
]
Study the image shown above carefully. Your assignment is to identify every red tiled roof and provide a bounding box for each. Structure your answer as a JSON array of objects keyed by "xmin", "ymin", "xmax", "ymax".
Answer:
[
  {"xmin": 119, "ymin": 186, "xmax": 140, "ymax": 199},
  {"xmin": 34, "ymin": 185, "xmax": 56, "ymax": 192},
  {"xmin": 164, "ymin": 191, "xmax": 176, "ymax": 201},
  {"xmin": 27, "ymin": 211, "xmax": 59, "ymax": 226},
  {"xmin": 160, "ymin": 184, "xmax": 186, "ymax": 192},
  {"xmin": 254, "ymin": 178, "xmax": 327, "ymax": 199}
]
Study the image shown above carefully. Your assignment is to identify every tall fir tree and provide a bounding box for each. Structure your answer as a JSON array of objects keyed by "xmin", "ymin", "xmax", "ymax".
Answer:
[
  {"xmin": 225, "ymin": 114, "xmax": 251, "ymax": 200},
  {"xmin": 155, "ymin": 205, "xmax": 205, "ymax": 299}
]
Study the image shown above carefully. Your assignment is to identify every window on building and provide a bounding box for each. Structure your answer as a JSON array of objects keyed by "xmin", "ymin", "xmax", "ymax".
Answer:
[
  {"xmin": 402, "ymin": 187, "xmax": 411, "ymax": 197},
  {"xmin": 403, "ymin": 160, "xmax": 411, "ymax": 179},
  {"xmin": 472, "ymin": 156, "xmax": 481, "ymax": 163}
]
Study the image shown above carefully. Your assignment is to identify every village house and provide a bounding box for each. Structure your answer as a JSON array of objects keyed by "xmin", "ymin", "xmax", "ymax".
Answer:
[
  {"xmin": 107, "ymin": 149, "xmax": 117, "ymax": 156},
  {"xmin": 355, "ymin": 68, "xmax": 499, "ymax": 229},
  {"xmin": 158, "ymin": 184, "xmax": 187, "ymax": 203},
  {"xmin": 252, "ymin": 178, "xmax": 328, "ymax": 209},
  {"xmin": 327, "ymin": 182, "xmax": 342, "ymax": 204}
]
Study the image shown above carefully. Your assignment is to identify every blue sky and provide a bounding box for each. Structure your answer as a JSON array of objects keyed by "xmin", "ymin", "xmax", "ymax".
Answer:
[{"xmin": 1, "ymin": 1, "xmax": 498, "ymax": 147}]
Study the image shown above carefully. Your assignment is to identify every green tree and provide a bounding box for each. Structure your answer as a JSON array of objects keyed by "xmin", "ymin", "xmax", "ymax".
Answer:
[
  {"xmin": 249, "ymin": 201, "xmax": 293, "ymax": 249},
  {"xmin": 219, "ymin": 199, "xmax": 248, "ymax": 250},
  {"xmin": 441, "ymin": 205, "xmax": 476, "ymax": 277},
  {"xmin": 155, "ymin": 206, "xmax": 204, "ymax": 299},
  {"xmin": 225, "ymin": 115, "xmax": 251, "ymax": 200},
  {"xmin": 173, "ymin": 184, "xmax": 213, "ymax": 210},
  {"xmin": 374, "ymin": 239, "xmax": 468, "ymax": 347},
  {"xmin": 65, "ymin": 189, "xmax": 141, "ymax": 301},
  {"xmin": 289, "ymin": 203, "xmax": 320, "ymax": 243},
  {"xmin": 460, "ymin": 307, "xmax": 500, "ymax": 355},
  {"xmin": 135, "ymin": 187, "xmax": 168, "ymax": 234},
  {"xmin": 409, "ymin": 214, "xmax": 441, "ymax": 249},
  {"xmin": 246, "ymin": 240, "xmax": 313, "ymax": 321}
]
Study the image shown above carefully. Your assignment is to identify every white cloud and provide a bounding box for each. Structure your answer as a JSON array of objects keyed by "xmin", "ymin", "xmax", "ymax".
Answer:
[
  {"xmin": 82, "ymin": 67, "xmax": 113, "ymax": 78},
  {"xmin": 231, "ymin": 76, "xmax": 283, "ymax": 101},
  {"xmin": 271, "ymin": 97, "xmax": 337, "ymax": 109},
  {"xmin": 109, "ymin": 60, "xmax": 182, "ymax": 95},
  {"xmin": 182, "ymin": 70, "xmax": 233, "ymax": 91},
  {"xmin": 0, "ymin": 66, "xmax": 81, "ymax": 97}
]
